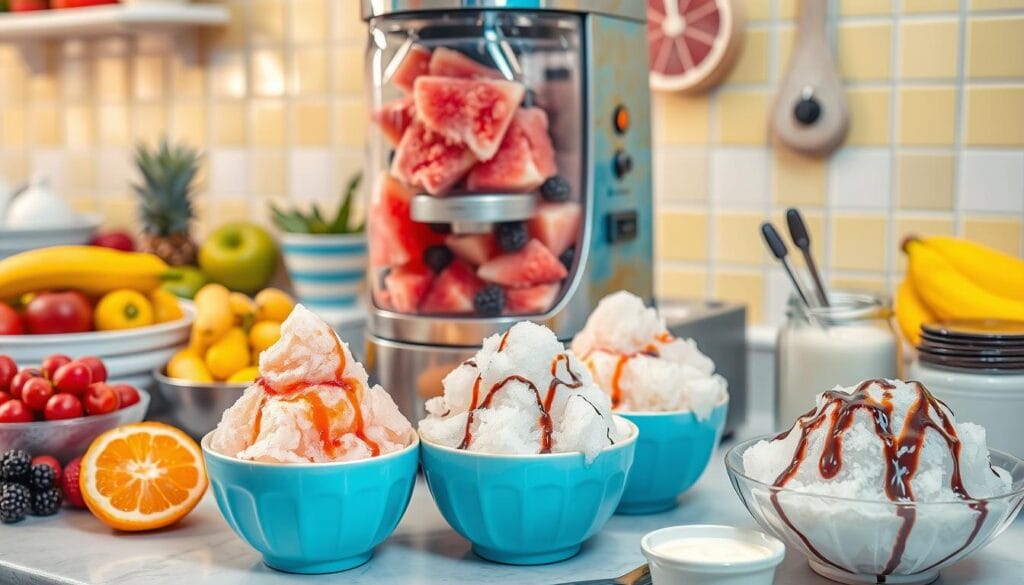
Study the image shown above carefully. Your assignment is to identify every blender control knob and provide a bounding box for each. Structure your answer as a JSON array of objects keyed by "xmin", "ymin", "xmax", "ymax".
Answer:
[
  {"xmin": 613, "ymin": 150, "xmax": 633, "ymax": 178},
  {"xmin": 794, "ymin": 95, "xmax": 822, "ymax": 125}
]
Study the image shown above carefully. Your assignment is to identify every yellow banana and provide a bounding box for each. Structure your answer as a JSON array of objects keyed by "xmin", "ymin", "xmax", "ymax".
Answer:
[
  {"xmin": 0, "ymin": 246, "xmax": 168, "ymax": 300},
  {"xmin": 906, "ymin": 240, "xmax": 1024, "ymax": 321},
  {"xmin": 894, "ymin": 278, "xmax": 934, "ymax": 346},
  {"xmin": 190, "ymin": 284, "xmax": 234, "ymax": 352},
  {"xmin": 916, "ymin": 235, "xmax": 1024, "ymax": 301}
]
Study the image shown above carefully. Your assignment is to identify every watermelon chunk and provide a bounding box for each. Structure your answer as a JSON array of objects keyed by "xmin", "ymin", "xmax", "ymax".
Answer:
[
  {"xmin": 414, "ymin": 76, "xmax": 525, "ymax": 161},
  {"xmin": 445, "ymin": 233, "xmax": 497, "ymax": 266},
  {"xmin": 420, "ymin": 260, "xmax": 484, "ymax": 314},
  {"xmin": 477, "ymin": 239, "xmax": 568, "ymax": 288},
  {"xmin": 371, "ymin": 96, "xmax": 415, "ymax": 146},
  {"xmin": 528, "ymin": 201, "xmax": 582, "ymax": 257},
  {"xmin": 467, "ymin": 107, "xmax": 557, "ymax": 192},
  {"xmin": 505, "ymin": 283, "xmax": 561, "ymax": 314},
  {"xmin": 391, "ymin": 120, "xmax": 477, "ymax": 196},
  {"xmin": 385, "ymin": 266, "xmax": 433, "ymax": 312},
  {"xmin": 428, "ymin": 47, "xmax": 503, "ymax": 80},
  {"xmin": 368, "ymin": 173, "xmax": 441, "ymax": 267},
  {"xmin": 391, "ymin": 44, "xmax": 431, "ymax": 94}
]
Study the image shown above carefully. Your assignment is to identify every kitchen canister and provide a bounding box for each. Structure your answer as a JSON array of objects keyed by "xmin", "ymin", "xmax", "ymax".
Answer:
[{"xmin": 909, "ymin": 319, "xmax": 1024, "ymax": 456}]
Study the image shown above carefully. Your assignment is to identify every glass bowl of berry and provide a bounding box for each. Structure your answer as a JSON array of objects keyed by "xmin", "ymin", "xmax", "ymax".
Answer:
[{"xmin": 0, "ymin": 354, "xmax": 150, "ymax": 463}]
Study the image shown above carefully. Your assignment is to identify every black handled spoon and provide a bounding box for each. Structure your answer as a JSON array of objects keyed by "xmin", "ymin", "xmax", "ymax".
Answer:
[
  {"xmin": 761, "ymin": 222, "xmax": 812, "ymax": 308},
  {"xmin": 785, "ymin": 208, "xmax": 830, "ymax": 307}
]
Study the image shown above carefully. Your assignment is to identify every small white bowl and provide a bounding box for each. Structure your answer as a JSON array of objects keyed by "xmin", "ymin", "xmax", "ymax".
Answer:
[{"xmin": 641, "ymin": 524, "xmax": 785, "ymax": 585}]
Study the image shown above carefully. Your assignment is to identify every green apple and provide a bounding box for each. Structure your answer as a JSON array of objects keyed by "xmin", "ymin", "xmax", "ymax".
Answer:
[
  {"xmin": 161, "ymin": 266, "xmax": 209, "ymax": 300},
  {"xmin": 198, "ymin": 222, "xmax": 278, "ymax": 294}
]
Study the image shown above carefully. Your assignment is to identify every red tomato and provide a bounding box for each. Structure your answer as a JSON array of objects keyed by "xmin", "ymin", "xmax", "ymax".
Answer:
[
  {"xmin": 44, "ymin": 393, "xmax": 83, "ymax": 420},
  {"xmin": 0, "ymin": 399, "xmax": 33, "ymax": 423},
  {"xmin": 0, "ymin": 356, "xmax": 16, "ymax": 392},
  {"xmin": 9, "ymin": 0, "xmax": 48, "ymax": 12},
  {"xmin": 78, "ymin": 356, "xmax": 107, "ymax": 383},
  {"xmin": 9, "ymin": 369, "xmax": 41, "ymax": 400},
  {"xmin": 41, "ymin": 354, "xmax": 72, "ymax": 380},
  {"xmin": 89, "ymin": 230, "xmax": 135, "ymax": 252},
  {"xmin": 24, "ymin": 292, "xmax": 93, "ymax": 335},
  {"xmin": 0, "ymin": 303, "xmax": 24, "ymax": 335},
  {"xmin": 21, "ymin": 377, "xmax": 54, "ymax": 412},
  {"xmin": 111, "ymin": 384, "xmax": 140, "ymax": 409},
  {"xmin": 52, "ymin": 361, "xmax": 92, "ymax": 396},
  {"xmin": 84, "ymin": 382, "xmax": 120, "ymax": 415}
]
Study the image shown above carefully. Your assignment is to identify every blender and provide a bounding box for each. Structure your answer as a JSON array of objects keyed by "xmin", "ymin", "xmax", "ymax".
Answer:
[{"xmin": 361, "ymin": 1, "xmax": 653, "ymax": 418}]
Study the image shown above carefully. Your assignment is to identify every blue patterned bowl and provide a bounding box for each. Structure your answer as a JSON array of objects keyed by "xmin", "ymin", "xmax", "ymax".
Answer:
[
  {"xmin": 419, "ymin": 416, "xmax": 637, "ymax": 565},
  {"xmin": 201, "ymin": 434, "xmax": 419, "ymax": 574},
  {"xmin": 615, "ymin": 397, "xmax": 728, "ymax": 515}
]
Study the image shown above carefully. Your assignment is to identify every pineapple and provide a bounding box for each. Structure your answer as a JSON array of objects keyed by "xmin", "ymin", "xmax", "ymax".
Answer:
[{"xmin": 133, "ymin": 138, "xmax": 201, "ymax": 266}]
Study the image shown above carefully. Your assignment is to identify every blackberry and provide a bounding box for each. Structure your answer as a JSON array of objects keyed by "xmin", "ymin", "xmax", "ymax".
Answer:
[
  {"xmin": 473, "ymin": 285, "xmax": 506, "ymax": 317},
  {"xmin": 539, "ymin": 176, "xmax": 570, "ymax": 202},
  {"xmin": 428, "ymin": 223, "xmax": 452, "ymax": 235},
  {"xmin": 30, "ymin": 488, "xmax": 62, "ymax": 517},
  {"xmin": 423, "ymin": 245, "xmax": 454, "ymax": 273},
  {"xmin": 0, "ymin": 450, "xmax": 31, "ymax": 483},
  {"xmin": 28, "ymin": 464, "xmax": 56, "ymax": 491},
  {"xmin": 559, "ymin": 246, "xmax": 575, "ymax": 270},
  {"xmin": 496, "ymin": 221, "xmax": 528, "ymax": 252},
  {"xmin": 0, "ymin": 483, "xmax": 30, "ymax": 524}
]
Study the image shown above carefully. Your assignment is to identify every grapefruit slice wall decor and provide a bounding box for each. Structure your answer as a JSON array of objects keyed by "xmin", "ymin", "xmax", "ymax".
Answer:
[{"xmin": 647, "ymin": 0, "xmax": 745, "ymax": 93}]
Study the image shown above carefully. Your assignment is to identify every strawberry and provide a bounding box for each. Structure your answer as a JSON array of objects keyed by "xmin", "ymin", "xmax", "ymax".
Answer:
[{"xmin": 61, "ymin": 457, "xmax": 86, "ymax": 509}]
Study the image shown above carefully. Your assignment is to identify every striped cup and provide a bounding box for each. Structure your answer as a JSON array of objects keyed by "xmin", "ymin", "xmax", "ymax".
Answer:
[{"xmin": 279, "ymin": 233, "xmax": 367, "ymax": 313}]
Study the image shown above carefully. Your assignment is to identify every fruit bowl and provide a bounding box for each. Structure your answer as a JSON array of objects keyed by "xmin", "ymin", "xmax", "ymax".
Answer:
[
  {"xmin": 0, "ymin": 388, "xmax": 150, "ymax": 463},
  {"xmin": 725, "ymin": 436, "xmax": 1024, "ymax": 585},
  {"xmin": 151, "ymin": 369, "xmax": 247, "ymax": 440}
]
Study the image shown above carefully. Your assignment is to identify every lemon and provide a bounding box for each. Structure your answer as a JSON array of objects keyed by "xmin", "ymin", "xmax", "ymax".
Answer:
[
  {"xmin": 166, "ymin": 349, "xmax": 214, "ymax": 383},
  {"xmin": 95, "ymin": 289, "xmax": 155, "ymax": 331},
  {"xmin": 227, "ymin": 366, "xmax": 260, "ymax": 384},
  {"xmin": 228, "ymin": 292, "xmax": 255, "ymax": 329},
  {"xmin": 249, "ymin": 320, "xmax": 282, "ymax": 355},
  {"xmin": 149, "ymin": 289, "xmax": 184, "ymax": 324},
  {"xmin": 254, "ymin": 288, "xmax": 294, "ymax": 322},
  {"xmin": 204, "ymin": 327, "xmax": 250, "ymax": 381}
]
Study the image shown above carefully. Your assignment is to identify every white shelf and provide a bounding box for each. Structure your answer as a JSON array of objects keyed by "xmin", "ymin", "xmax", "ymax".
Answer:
[{"xmin": 0, "ymin": 3, "xmax": 228, "ymax": 41}]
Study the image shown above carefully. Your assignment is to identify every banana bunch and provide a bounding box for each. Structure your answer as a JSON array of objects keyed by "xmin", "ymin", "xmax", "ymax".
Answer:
[
  {"xmin": 897, "ymin": 236, "xmax": 1024, "ymax": 345},
  {"xmin": 0, "ymin": 246, "xmax": 169, "ymax": 301}
]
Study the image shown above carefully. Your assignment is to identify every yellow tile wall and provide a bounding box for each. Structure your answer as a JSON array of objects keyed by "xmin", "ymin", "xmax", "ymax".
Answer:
[{"xmin": 0, "ymin": 0, "xmax": 1021, "ymax": 328}]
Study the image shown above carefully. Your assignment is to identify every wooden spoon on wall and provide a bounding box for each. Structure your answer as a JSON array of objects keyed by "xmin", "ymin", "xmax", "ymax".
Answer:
[{"xmin": 771, "ymin": 0, "xmax": 848, "ymax": 157}]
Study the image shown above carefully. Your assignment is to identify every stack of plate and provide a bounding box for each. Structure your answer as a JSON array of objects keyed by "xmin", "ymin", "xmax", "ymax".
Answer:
[
  {"xmin": 0, "ymin": 213, "xmax": 101, "ymax": 260},
  {"xmin": 1, "ymin": 305, "xmax": 194, "ymax": 389},
  {"xmin": 918, "ymin": 320, "xmax": 1024, "ymax": 372}
]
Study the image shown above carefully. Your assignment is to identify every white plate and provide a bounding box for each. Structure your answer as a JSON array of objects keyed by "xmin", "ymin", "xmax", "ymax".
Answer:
[
  {"xmin": 0, "ymin": 304, "xmax": 194, "ymax": 362},
  {"xmin": 0, "ymin": 213, "xmax": 101, "ymax": 259}
]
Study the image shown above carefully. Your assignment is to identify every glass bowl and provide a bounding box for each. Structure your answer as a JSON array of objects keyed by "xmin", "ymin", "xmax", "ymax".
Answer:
[
  {"xmin": 0, "ymin": 389, "xmax": 150, "ymax": 463},
  {"xmin": 725, "ymin": 435, "xmax": 1024, "ymax": 585}
]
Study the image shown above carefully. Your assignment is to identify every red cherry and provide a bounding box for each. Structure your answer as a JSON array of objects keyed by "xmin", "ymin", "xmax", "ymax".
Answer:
[
  {"xmin": 10, "ymin": 369, "xmax": 41, "ymax": 400},
  {"xmin": 84, "ymin": 382, "xmax": 120, "ymax": 416},
  {"xmin": 0, "ymin": 391, "xmax": 10, "ymax": 406},
  {"xmin": 0, "ymin": 356, "xmax": 16, "ymax": 392},
  {"xmin": 44, "ymin": 393, "xmax": 83, "ymax": 420},
  {"xmin": 78, "ymin": 356, "xmax": 107, "ymax": 383},
  {"xmin": 21, "ymin": 377, "xmax": 54, "ymax": 412},
  {"xmin": 111, "ymin": 384, "xmax": 140, "ymax": 409},
  {"xmin": 40, "ymin": 354, "xmax": 72, "ymax": 380},
  {"xmin": 31, "ymin": 455, "xmax": 62, "ymax": 484},
  {"xmin": 0, "ymin": 399, "xmax": 33, "ymax": 423},
  {"xmin": 52, "ymin": 362, "xmax": 92, "ymax": 396}
]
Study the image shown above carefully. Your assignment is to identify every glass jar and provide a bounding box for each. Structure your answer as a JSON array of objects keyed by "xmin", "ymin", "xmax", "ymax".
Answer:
[
  {"xmin": 365, "ymin": 11, "xmax": 585, "ymax": 318},
  {"xmin": 776, "ymin": 292, "xmax": 900, "ymax": 426}
]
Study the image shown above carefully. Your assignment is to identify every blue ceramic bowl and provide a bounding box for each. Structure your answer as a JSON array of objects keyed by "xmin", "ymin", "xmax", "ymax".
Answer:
[
  {"xmin": 201, "ymin": 433, "xmax": 419, "ymax": 574},
  {"xmin": 615, "ymin": 397, "xmax": 728, "ymax": 515},
  {"xmin": 420, "ymin": 416, "xmax": 637, "ymax": 565}
]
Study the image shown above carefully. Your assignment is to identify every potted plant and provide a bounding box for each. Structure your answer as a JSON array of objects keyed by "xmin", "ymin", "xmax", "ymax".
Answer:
[{"xmin": 270, "ymin": 174, "xmax": 367, "ymax": 315}]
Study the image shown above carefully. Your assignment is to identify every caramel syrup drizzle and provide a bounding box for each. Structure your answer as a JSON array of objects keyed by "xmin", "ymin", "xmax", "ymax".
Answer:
[
  {"xmin": 581, "ymin": 331, "xmax": 670, "ymax": 408},
  {"xmin": 771, "ymin": 379, "xmax": 989, "ymax": 577},
  {"xmin": 251, "ymin": 329, "xmax": 380, "ymax": 459}
]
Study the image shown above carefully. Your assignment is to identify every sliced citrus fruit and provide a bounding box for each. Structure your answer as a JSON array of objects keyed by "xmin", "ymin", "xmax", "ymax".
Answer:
[
  {"xmin": 647, "ymin": 0, "xmax": 745, "ymax": 93},
  {"xmin": 80, "ymin": 422, "xmax": 208, "ymax": 532}
]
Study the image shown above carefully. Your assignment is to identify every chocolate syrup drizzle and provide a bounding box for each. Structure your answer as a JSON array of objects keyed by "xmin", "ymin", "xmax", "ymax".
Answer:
[
  {"xmin": 457, "ymin": 329, "xmax": 609, "ymax": 452},
  {"xmin": 580, "ymin": 332, "xmax": 670, "ymax": 408},
  {"xmin": 771, "ymin": 379, "xmax": 990, "ymax": 577}
]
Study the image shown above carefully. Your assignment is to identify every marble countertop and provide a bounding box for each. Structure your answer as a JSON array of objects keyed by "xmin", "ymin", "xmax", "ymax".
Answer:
[{"xmin": 1, "ymin": 423, "xmax": 1022, "ymax": 585}]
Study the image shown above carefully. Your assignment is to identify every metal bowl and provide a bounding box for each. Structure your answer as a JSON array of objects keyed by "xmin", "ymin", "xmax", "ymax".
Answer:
[
  {"xmin": 151, "ymin": 369, "xmax": 248, "ymax": 440},
  {"xmin": 0, "ymin": 389, "xmax": 150, "ymax": 463}
]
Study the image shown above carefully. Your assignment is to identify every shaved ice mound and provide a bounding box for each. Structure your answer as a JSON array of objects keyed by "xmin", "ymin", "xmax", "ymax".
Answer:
[
  {"xmin": 571, "ymin": 291, "xmax": 727, "ymax": 417},
  {"xmin": 209, "ymin": 305, "xmax": 414, "ymax": 463},
  {"xmin": 418, "ymin": 321, "xmax": 623, "ymax": 463}
]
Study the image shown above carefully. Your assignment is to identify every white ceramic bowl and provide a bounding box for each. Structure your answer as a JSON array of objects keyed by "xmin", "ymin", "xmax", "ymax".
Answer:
[
  {"xmin": 641, "ymin": 524, "xmax": 785, "ymax": 585},
  {"xmin": 0, "ymin": 213, "xmax": 101, "ymax": 260}
]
